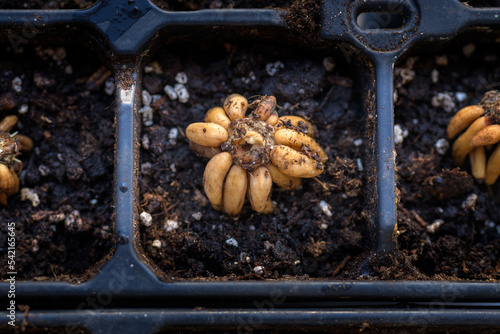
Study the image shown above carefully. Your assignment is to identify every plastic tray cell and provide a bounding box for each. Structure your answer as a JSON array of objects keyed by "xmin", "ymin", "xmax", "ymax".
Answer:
[
  {"xmin": 394, "ymin": 40, "xmax": 500, "ymax": 280},
  {"xmin": 137, "ymin": 40, "xmax": 372, "ymax": 280},
  {"xmin": 0, "ymin": 43, "xmax": 114, "ymax": 281}
]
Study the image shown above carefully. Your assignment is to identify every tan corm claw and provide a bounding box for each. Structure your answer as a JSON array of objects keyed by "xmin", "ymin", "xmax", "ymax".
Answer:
[
  {"xmin": 274, "ymin": 128, "xmax": 328, "ymax": 163},
  {"xmin": 270, "ymin": 145, "xmax": 324, "ymax": 178},
  {"xmin": 266, "ymin": 163, "xmax": 301, "ymax": 190},
  {"xmin": 0, "ymin": 115, "xmax": 33, "ymax": 206},
  {"xmin": 248, "ymin": 166, "xmax": 273, "ymax": 213},
  {"xmin": 223, "ymin": 93, "xmax": 248, "ymax": 121},
  {"xmin": 447, "ymin": 105, "xmax": 484, "ymax": 139},
  {"xmin": 205, "ymin": 107, "xmax": 231, "ymax": 129},
  {"xmin": 276, "ymin": 115, "xmax": 317, "ymax": 138},
  {"xmin": 223, "ymin": 165, "xmax": 248, "ymax": 215},
  {"xmin": 451, "ymin": 116, "xmax": 490, "ymax": 166},
  {"xmin": 485, "ymin": 144, "xmax": 500, "ymax": 185},
  {"xmin": 186, "ymin": 122, "xmax": 228, "ymax": 147},
  {"xmin": 186, "ymin": 94, "xmax": 328, "ymax": 215},
  {"xmin": 447, "ymin": 90, "xmax": 500, "ymax": 185},
  {"xmin": 470, "ymin": 124, "xmax": 500, "ymax": 147},
  {"xmin": 469, "ymin": 146, "xmax": 486, "ymax": 180},
  {"xmin": 203, "ymin": 152, "xmax": 233, "ymax": 210}
]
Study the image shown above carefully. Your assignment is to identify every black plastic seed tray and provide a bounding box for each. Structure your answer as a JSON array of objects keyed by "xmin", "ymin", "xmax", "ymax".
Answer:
[{"xmin": 1, "ymin": 0, "xmax": 500, "ymax": 333}]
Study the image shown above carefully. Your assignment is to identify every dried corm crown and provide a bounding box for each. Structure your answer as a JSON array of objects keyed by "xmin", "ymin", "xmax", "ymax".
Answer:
[
  {"xmin": 447, "ymin": 90, "xmax": 500, "ymax": 185},
  {"xmin": 186, "ymin": 94, "xmax": 327, "ymax": 215}
]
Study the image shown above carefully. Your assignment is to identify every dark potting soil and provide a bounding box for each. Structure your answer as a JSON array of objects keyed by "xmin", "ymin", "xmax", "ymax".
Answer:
[
  {"xmin": 138, "ymin": 41, "xmax": 370, "ymax": 280},
  {"xmin": 391, "ymin": 40, "xmax": 500, "ymax": 281},
  {"xmin": 0, "ymin": 44, "xmax": 115, "ymax": 281}
]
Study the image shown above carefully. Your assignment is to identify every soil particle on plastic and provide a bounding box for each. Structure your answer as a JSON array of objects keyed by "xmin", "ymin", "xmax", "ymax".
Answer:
[
  {"xmin": 282, "ymin": 0, "xmax": 322, "ymax": 42},
  {"xmin": 0, "ymin": 45, "xmax": 114, "ymax": 281},
  {"xmin": 152, "ymin": 0, "xmax": 294, "ymax": 11}
]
